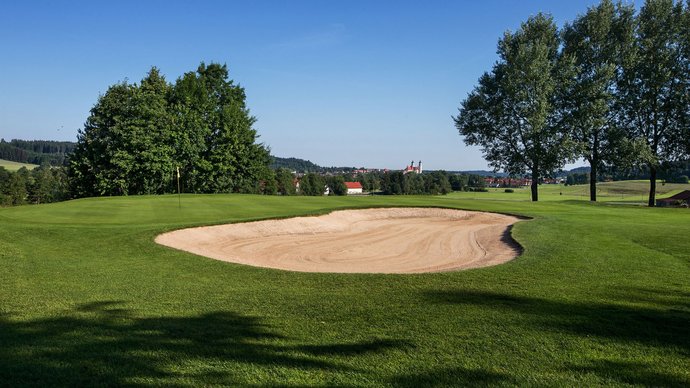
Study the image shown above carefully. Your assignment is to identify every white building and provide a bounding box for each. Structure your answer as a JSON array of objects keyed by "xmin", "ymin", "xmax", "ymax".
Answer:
[{"xmin": 345, "ymin": 181, "xmax": 363, "ymax": 195}]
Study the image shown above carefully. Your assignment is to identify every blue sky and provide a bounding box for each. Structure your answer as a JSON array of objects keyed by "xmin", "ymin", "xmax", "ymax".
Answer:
[{"xmin": 1, "ymin": 1, "xmax": 614, "ymax": 170}]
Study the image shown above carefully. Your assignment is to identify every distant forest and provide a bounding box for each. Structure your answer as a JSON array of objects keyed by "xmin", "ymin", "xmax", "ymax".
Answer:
[
  {"xmin": 271, "ymin": 156, "xmax": 358, "ymax": 174},
  {"xmin": 0, "ymin": 140, "xmax": 348, "ymax": 174},
  {"xmin": 0, "ymin": 139, "xmax": 76, "ymax": 166}
]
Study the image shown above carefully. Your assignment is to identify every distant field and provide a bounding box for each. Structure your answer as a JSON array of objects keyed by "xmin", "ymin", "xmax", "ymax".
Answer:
[
  {"xmin": 0, "ymin": 159, "xmax": 38, "ymax": 171},
  {"xmin": 0, "ymin": 192, "xmax": 688, "ymax": 386},
  {"xmin": 456, "ymin": 180, "xmax": 689, "ymax": 204}
]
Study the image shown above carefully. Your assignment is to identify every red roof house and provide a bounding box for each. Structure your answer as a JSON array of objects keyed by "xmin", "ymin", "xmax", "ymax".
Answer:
[{"xmin": 344, "ymin": 181, "xmax": 363, "ymax": 195}]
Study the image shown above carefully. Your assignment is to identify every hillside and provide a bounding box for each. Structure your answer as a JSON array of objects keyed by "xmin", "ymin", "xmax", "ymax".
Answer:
[
  {"xmin": 271, "ymin": 156, "xmax": 356, "ymax": 173},
  {"xmin": 0, "ymin": 159, "xmax": 39, "ymax": 171},
  {"xmin": 0, "ymin": 139, "xmax": 76, "ymax": 166},
  {"xmin": 271, "ymin": 156, "xmax": 322, "ymax": 172}
]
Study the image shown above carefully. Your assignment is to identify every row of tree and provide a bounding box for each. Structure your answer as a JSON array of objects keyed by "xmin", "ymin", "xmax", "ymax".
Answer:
[
  {"xmin": 70, "ymin": 63, "xmax": 272, "ymax": 197},
  {"xmin": 380, "ymin": 171, "xmax": 453, "ymax": 195},
  {"xmin": 263, "ymin": 170, "xmax": 487, "ymax": 197},
  {"xmin": 0, "ymin": 166, "xmax": 69, "ymax": 206},
  {"xmin": 0, "ymin": 164, "xmax": 491, "ymax": 205},
  {"xmin": 565, "ymin": 173, "xmax": 591, "ymax": 186},
  {"xmin": 455, "ymin": 0, "xmax": 690, "ymax": 205}
]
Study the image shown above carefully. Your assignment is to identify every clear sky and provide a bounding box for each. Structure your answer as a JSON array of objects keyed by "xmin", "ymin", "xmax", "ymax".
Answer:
[{"xmin": 1, "ymin": 0, "xmax": 613, "ymax": 170}]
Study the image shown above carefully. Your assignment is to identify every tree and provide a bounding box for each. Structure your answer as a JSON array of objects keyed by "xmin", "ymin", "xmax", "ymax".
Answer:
[
  {"xmin": 299, "ymin": 173, "xmax": 326, "ymax": 196},
  {"xmin": 170, "ymin": 63, "xmax": 271, "ymax": 194},
  {"xmin": 29, "ymin": 165, "xmax": 54, "ymax": 204},
  {"xmin": 455, "ymin": 14, "xmax": 574, "ymax": 201},
  {"xmin": 70, "ymin": 68, "xmax": 174, "ymax": 197},
  {"xmin": 71, "ymin": 63, "xmax": 271, "ymax": 197},
  {"xmin": 424, "ymin": 171, "xmax": 452, "ymax": 195},
  {"xmin": 565, "ymin": 172, "xmax": 589, "ymax": 186},
  {"xmin": 128, "ymin": 68, "xmax": 175, "ymax": 195},
  {"xmin": 71, "ymin": 81, "xmax": 139, "ymax": 196},
  {"xmin": 6, "ymin": 168, "xmax": 28, "ymax": 205},
  {"xmin": 325, "ymin": 175, "xmax": 347, "ymax": 196},
  {"xmin": 356, "ymin": 172, "xmax": 381, "ymax": 192},
  {"xmin": 467, "ymin": 174, "xmax": 486, "ymax": 189},
  {"xmin": 617, "ymin": 0, "xmax": 690, "ymax": 206},
  {"xmin": 449, "ymin": 174, "xmax": 469, "ymax": 191},
  {"xmin": 0, "ymin": 167, "xmax": 10, "ymax": 206},
  {"xmin": 381, "ymin": 171, "xmax": 404, "ymax": 195},
  {"xmin": 275, "ymin": 168, "xmax": 296, "ymax": 195},
  {"xmin": 405, "ymin": 173, "xmax": 425, "ymax": 194},
  {"xmin": 561, "ymin": 0, "xmax": 636, "ymax": 201}
]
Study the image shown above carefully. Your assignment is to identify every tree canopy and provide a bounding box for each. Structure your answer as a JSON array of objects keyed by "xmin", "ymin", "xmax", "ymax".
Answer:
[
  {"xmin": 455, "ymin": 14, "xmax": 574, "ymax": 201},
  {"xmin": 616, "ymin": 0, "xmax": 690, "ymax": 206},
  {"xmin": 456, "ymin": 0, "xmax": 690, "ymax": 205},
  {"xmin": 70, "ymin": 63, "xmax": 271, "ymax": 197},
  {"xmin": 561, "ymin": 0, "xmax": 636, "ymax": 201}
]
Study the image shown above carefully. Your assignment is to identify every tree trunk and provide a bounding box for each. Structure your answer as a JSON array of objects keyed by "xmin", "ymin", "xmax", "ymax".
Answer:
[
  {"xmin": 531, "ymin": 169, "xmax": 539, "ymax": 202},
  {"xmin": 648, "ymin": 165, "xmax": 657, "ymax": 207},
  {"xmin": 589, "ymin": 162, "xmax": 597, "ymax": 202}
]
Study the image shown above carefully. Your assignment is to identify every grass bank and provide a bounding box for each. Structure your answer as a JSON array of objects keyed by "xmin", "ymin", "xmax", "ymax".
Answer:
[
  {"xmin": 0, "ymin": 194, "xmax": 688, "ymax": 386},
  {"xmin": 0, "ymin": 159, "xmax": 38, "ymax": 172},
  {"xmin": 464, "ymin": 180, "xmax": 689, "ymax": 204}
]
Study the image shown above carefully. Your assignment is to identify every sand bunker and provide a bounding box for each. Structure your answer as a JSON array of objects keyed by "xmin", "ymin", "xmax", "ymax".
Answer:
[{"xmin": 155, "ymin": 208, "xmax": 522, "ymax": 274}]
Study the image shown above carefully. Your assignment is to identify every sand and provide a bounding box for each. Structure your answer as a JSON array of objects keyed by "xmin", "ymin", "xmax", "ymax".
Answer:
[{"xmin": 155, "ymin": 208, "xmax": 522, "ymax": 274}]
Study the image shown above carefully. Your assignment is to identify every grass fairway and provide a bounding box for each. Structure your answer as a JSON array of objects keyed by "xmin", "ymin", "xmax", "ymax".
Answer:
[
  {"xmin": 458, "ymin": 180, "xmax": 690, "ymax": 204},
  {"xmin": 1, "ymin": 194, "xmax": 688, "ymax": 386},
  {"xmin": 0, "ymin": 159, "xmax": 38, "ymax": 172}
]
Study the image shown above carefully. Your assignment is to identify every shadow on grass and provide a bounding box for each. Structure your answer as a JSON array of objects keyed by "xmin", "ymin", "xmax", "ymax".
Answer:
[
  {"xmin": 426, "ymin": 288, "xmax": 690, "ymax": 386},
  {"xmin": 500, "ymin": 224, "xmax": 523, "ymax": 256},
  {"xmin": 571, "ymin": 359, "xmax": 689, "ymax": 387},
  {"xmin": 0, "ymin": 301, "xmax": 409, "ymax": 386},
  {"xmin": 390, "ymin": 366, "xmax": 516, "ymax": 387}
]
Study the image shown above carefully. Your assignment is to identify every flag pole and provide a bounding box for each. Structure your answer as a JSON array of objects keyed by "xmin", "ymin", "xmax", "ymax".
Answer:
[{"xmin": 176, "ymin": 166, "xmax": 181, "ymax": 209}]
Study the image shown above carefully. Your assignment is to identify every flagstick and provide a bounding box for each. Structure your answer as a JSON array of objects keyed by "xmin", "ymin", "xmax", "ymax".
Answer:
[{"xmin": 176, "ymin": 166, "xmax": 181, "ymax": 209}]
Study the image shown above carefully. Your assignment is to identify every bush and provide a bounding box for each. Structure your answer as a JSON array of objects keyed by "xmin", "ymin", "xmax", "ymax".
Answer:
[{"xmin": 504, "ymin": 189, "xmax": 514, "ymax": 193}]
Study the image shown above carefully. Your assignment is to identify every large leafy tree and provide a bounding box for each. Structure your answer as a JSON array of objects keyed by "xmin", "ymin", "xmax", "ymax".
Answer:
[
  {"xmin": 71, "ymin": 63, "xmax": 271, "ymax": 197},
  {"xmin": 325, "ymin": 175, "xmax": 347, "ymax": 196},
  {"xmin": 170, "ymin": 63, "xmax": 270, "ymax": 193},
  {"xmin": 561, "ymin": 0, "xmax": 636, "ymax": 201},
  {"xmin": 617, "ymin": 0, "xmax": 690, "ymax": 206},
  {"xmin": 424, "ymin": 171, "xmax": 452, "ymax": 195},
  {"xmin": 275, "ymin": 168, "xmax": 296, "ymax": 196},
  {"xmin": 71, "ymin": 68, "xmax": 173, "ymax": 196},
  {"xmin": 299, "ymin": 173, "xmax": 326, "ymax": 196},
  {"xmin": 71, "ymin": 81, "xmax": 141, "ymax": 196},
  {"xmin": 129, "ymin": 68, "xmax": 175, "ymax": 195},
  {"xmin": 381, "ymin": 171, "xmax": 404, "ymax": 195},
  {"xmin": 455, "ymin": 14, "xmax": 574, "ymax": 201}
]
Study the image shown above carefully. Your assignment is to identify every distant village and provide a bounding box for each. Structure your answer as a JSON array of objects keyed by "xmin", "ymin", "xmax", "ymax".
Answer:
[{"xmin": 287, "ymin": 159, "xmax": 572, "ymax": 196}]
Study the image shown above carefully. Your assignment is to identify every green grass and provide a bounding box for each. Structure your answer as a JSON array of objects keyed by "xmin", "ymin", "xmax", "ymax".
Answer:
[
  {"xmin": 466, "ymin": 180, "xmax": 689, "ymax": 204},
  {"xmin": 1, "ymin": 193, "xmax": 689, "ymax": 386},
  {"xmin": 0, "ymin": 158, "xmax": 38, "ymax": 171}
]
